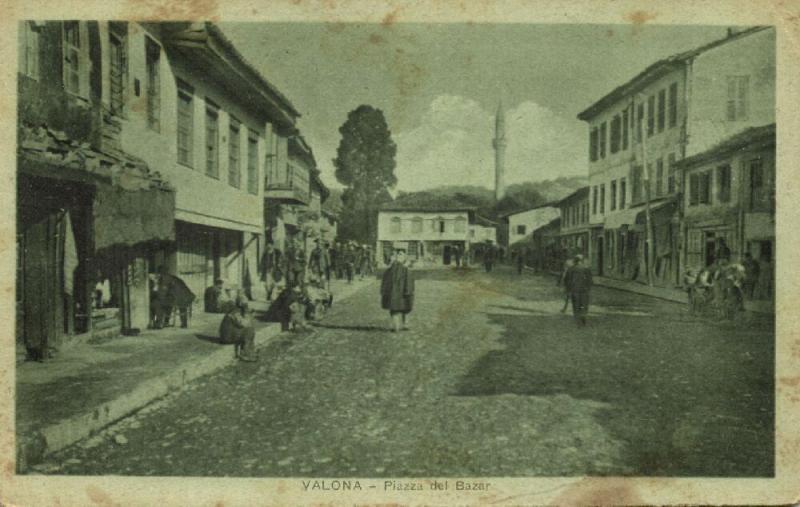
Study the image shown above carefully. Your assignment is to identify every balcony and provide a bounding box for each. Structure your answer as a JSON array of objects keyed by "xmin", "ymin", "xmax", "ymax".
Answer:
[{"xmin": 265, "ymin": 163, "xmax": 310, "ymax": 205}]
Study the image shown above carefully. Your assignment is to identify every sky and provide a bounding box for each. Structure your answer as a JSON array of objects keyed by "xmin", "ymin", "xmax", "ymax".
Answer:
[{"xmin": 219, "ymin": 22, "xmax": 732, "ymax": 193}]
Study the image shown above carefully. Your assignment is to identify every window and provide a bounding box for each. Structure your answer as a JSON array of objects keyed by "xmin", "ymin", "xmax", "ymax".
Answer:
[
  {"xmin": 619, "ymin": 177, "xmax": 626, "ymax": 209},
  {"xmin": 699, "ymin": 172, "xmax": 712, "ymax": 204},
  {"xmin": 749, "ymin": 159, "xmax": 769, "ymax": 211},
  {"xmin": 109, "ymin": 24, "xmax": 128, "ymax": 116},
  {"xmin": 610, "ymin": 115, "xmax": 621, "ymax": 154},
  {"xmin": 632, "ymin": 166, "xmax": 642, "ymax": 203},
  {"xmin": 599, "ymin": 184, "xmax": 605, "ymax": 214},
  {"xmin": 176, "ymin": 81, "xmax": 194, "ymax": 167},
  {"xmin": 390, "ymin": 217, "xmax": 401, "ymax": 233},
  {"xmin": 726, "ymin": 76, "xmax": 749, "ymax": 120},
  {"xmin": 20, "ymin": 21, "xmax": 41, "ymax": 80},
  {"xmin": 592, "ymin": 186, "xmax": 598, "ymax": 214},
  {"xmin": 205, "ymin": 102, "xmax": 219, "ymax": 178},
  {"xmin": 656, "ymin": 158, "xmax": 664, "ymax": 196},
  {"xmin": 622, "ymin": 107, "xmax": 629, "ymax": 150},
  {"xmin": 145, "ymin": 37, "xmax": 161, "ymax": 131},
  {"xmin": 247, "ymin": 131, "xmax": 259, "ymax": 195},
  {"xmin": 668, "ymin": 82, "xmax": 678, "ymax": 128},
  {"xmin": 439, "ymin": 220, "xmax": 446, "ymax": 233},
  {"xmin": 689, "ymin": 173, "xmax": 699, "ymax": 206},
  {"xmin": 647, "ymin": 95, "xmax": 655, "ymax": 137},
  {"xmin": 718, "ymin": 165, "xmax": 731, "ymax": 202},
  {"xmin": 657, "ymin": 89, "xmax": 666, "ymax": 132},
  {"xmin": 516, "ymin": 225, "xmax": 526, "ymax": 235},
  {"xmin": 228, "ymin": 118, "xmax": 241, "ymax": 188},
  {"xmin": 62, "ymin": 21, "xmax": 86, "ymax": 97},
  {"xmin": 412, "ymin": 217, "xmax": 423, "ymax": 233},
  {"xmin": 610, "ymin": 180, "xmax": 617, "ymax": 211},
  {"xmin": 667, "ymin": 153, "xmax": 677, "ymax": 194},
  {"xmin": 599, "ymin": 122, "xmax": 607, "ymax": 158},
  {"xmin": 455, "ymin": 217, "xmax": 467, "ymax": 233},
  {"xmin": 636, "ymin": 103, "xmax": 644, "ymax": 142},
  {"xmin": 589, "ymin": 128, "xmax": 599, "ymax": 162}
]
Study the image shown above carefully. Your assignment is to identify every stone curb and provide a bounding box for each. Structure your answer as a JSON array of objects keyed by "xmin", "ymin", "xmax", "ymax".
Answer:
[{"xmin": 18, "ymin": 279, "xmax": 374, "ymax": 471}]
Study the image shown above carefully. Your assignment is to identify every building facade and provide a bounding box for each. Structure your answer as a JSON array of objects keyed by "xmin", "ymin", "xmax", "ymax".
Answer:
[
  {"xmin": 679, "ymin": 124, "xmax": 775, "ymax": 298},
  {"xmin": 17, "ymin": 21, "xmax": 176, "ymax": 358},
  {"xmin": 376, "ymin": 207, "xmax": 474, "ymax": 266},
  {"xmin": 503, "ymin": 205, "xmax": 561, "ymax": 249},
  {"xmin": 556, "ymin": 187, "xmax": 591, "ymax": 258},
  {"xmin": 577, "ymin": 26, "xmax": 775, "ymax": 285}
]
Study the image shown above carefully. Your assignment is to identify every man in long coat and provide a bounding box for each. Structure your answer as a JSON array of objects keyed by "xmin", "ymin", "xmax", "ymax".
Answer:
[
  {"xmin": 309, "ymin": 239, "xmax": 331, "ymax": 290},
  {"xmin": 565, "ymin": 254, "xmax": 592, "ymax": 326},
  {"xmin": 381, "ymin": 249, "xmax": 414, "ymax": 332}
]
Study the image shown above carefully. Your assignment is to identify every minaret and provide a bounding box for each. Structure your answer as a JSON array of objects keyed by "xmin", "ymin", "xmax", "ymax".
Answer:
[{"xmin": 492, "ymin": 101, "xmax": 507, "ymax": 201}]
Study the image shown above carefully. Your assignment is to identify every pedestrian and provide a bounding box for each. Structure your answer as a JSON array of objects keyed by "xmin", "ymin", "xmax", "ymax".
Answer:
[
  {"xmin": 219, "ymin": 293, "xmax": 257, "ymax": 362},
  {"xmin": 309, "ymin": 239, "xmax": 331, "ymax": 291},
  {"xmin": 261, "ymin": 242, "xmax": 277, "ymax": 301},
  {"xmin": 557, "ymin": 256, "xmax": 575, "ymax": 313},
  {"xmin": 565, "ymin": 254, "xmax": 592, "ymax": 326},
  {"xmin": 454, "ymin": 244, "xmax": 463, "ymax": 268},
  {"xmin": 344, "ymin": 243, "xmax": 355, "ymax": 283},
  {"xmin": 204, "ymin": 278, "xmax": 231, "ymax": 313},
  {"xmin": 290, "ymin": 238, "xmax": 307, "ymax": 287},
  {"xmin": 381, "ymin": 249, "xmax": 414, "ymax": 332},
  {"xmin": 742, "ymin": 252, "xmax": 760, "ymax": 299},
  {"xmin": 754, "ymin": 253, "xmax": 773, "ymax": 300},
  {"xmin": 483, "ymin": 242, "xmax": 495, "ymax": 272},
  {"xmin": 329, "ymin": 242, "xmax": 339, "ymax": 280},
  {"xmin": 516, "ymin": 248, "xmax": 525, "ymax": 275}
]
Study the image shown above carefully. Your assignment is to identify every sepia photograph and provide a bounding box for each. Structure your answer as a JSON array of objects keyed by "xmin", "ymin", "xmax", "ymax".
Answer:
[{"xmin": 2, "ymin": 1, "xmax": 798, "ymax": 505}]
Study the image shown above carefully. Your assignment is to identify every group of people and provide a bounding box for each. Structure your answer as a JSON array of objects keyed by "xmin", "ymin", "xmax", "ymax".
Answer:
[{"xmin": 684, "ymin": 245, "xmax": 772, "ymax": 319}]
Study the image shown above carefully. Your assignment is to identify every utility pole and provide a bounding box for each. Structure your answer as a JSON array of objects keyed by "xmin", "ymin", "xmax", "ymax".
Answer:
[{"xmin": 639, "ymin": 94, "xmax": 654, "ymax": 286}]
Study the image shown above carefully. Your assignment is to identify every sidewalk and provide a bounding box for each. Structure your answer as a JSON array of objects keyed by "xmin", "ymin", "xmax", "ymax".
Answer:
[
  {"xmin": 16, "ymin": 277, "xmax": 373, "ymax": 471},
  {"xmin": 537, "ymin": 267, "xmax": 774, "ymax": 315}
]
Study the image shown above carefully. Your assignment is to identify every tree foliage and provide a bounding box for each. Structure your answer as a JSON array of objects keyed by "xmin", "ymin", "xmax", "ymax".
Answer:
[{"xmin": 333, "ymin": 105, "xmax": 397, "ymax": 244}]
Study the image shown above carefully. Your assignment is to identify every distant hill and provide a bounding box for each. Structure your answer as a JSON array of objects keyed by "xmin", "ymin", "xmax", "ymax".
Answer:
[{"xmin": 392, "ymin": 176, "xmax": 587, "ymax": 220}]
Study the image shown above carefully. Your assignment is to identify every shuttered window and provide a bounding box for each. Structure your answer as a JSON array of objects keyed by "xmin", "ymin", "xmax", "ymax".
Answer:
[
  {"xmin": 205, "ymin": 102, "xmax": 219, "ymax": 178},
  {"xmin": 145, "ymin": 37, "xmax": 161, "ymax": 131},
  {"xmin": 176, "ymin": 81, "xmax": 194, "ymax": 167},
  {"xmin": 668, "ymin": 82, "xmax": 678, "ymax": 128},
  {"xmin": 726, "ymin": 76, "xmax": 749, "ymax": 120},
  {"xmin": 228, "ymin": 118, "xmax": 241, "ymax": 188},
  {"xmin": 657, "ymin": 89, "xmax": 666, "ymax": 132},
  {"xmin": 247, "ymin": 132, "xmax": 259, "ymax": 195},
  {"xmin": 62, "ymin": 22, "xmax": 85, "ymax": 97}
]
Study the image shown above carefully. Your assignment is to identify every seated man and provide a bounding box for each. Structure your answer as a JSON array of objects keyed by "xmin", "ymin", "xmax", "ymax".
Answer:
[
  {"xmin": 204, "ymin": 278, "xmax": 231, "ymax": 313},
  {"xmin": 219, "ymin": 294, "xmax": 256, "ymax": 362}
]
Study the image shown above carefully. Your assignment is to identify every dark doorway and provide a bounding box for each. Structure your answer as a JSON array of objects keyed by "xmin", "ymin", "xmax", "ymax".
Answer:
[
  {"xmin": 704, "ymin": 231, "xmax": 716, "ymax": 267},
  {"xmin": 596, "ymin": 236, "xmax": 604, "ymax": 276},
  {"xmin": 443, "ymin": 245, "xmax": 452, "ymax": 265}
]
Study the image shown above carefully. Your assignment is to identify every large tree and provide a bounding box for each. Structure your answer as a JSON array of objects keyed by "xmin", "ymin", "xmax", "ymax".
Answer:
[{"xmin": 333, "ymin": 105, "xmax": 397, "ymax": 244}]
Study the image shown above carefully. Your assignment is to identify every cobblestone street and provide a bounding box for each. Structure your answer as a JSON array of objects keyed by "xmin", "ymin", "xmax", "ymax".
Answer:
[{"xmin": 40, "ymin": 267, "xmax": 774, "ymax": 477}]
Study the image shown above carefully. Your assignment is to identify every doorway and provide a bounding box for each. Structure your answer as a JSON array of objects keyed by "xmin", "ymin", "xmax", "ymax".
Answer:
[
  {"xmin": 596, "ymin": 236, "xmax": 604, "ymax": 276},
  {"xmin": 443, "ymin": 245, "xmax": 452, "ymax": 265}
]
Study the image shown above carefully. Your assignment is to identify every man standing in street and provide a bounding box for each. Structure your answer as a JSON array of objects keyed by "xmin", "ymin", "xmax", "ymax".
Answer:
[
  {"xmin": 309, "ymin": 239, "xmax": 331, "ymax": 291},
  {"xmin": 557, "ymin": 255, "xmax": 575, "ymax": 313},
  {"xmin": 483, "ymin": 242, "xmax": 495, "ymax": 273},
  {"xmin": 566, "ymin": 254, "xmax": 592, "ymax": 326},
  {"xmin": 381, "ymin": 249, "xmax": 414, "ymax": 332},
  {"xmin": 261, "ymin": 242, "xmax": 277, "ymax": 302}
]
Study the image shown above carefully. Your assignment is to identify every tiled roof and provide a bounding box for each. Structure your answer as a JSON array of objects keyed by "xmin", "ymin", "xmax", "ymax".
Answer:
[{"xmin": 678, "ymin": 123, "xmax": 775, "ymax": 169}]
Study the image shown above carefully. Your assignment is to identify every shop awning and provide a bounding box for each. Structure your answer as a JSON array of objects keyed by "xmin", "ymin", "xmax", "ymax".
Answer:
[
  {"xmin": 19, "ymin": 125, "xmax": 176, "ymax": 251},
  {"xmin": 604, "ymin": 197, "xmax": 676, "ymax": 230}
]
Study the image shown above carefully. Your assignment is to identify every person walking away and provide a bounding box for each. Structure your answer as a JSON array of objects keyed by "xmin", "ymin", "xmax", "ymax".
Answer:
[
  {"xmin": 483, "ymin": 243, "xmax": 495, "ymax": 273},
  {"xmin": 219, "ymin": 294, "xmax": 257, "ymax": 362},
  {"xmin": 309, "ymin": 239, "xmax": 331, "ymax": 291},
  {"xmin": 558, "ymin": 256, "xmax": 575, "ymax": 313},
  {"xmin": 742, "ymin": 252, "xmax": 760, "ymax": 299},
  {"xmin": 566, "ymin": 254, "xmax": 592, "ymax": 326},
  {"xmin": 381, "ymin": 249, "xmax": 414, "ymax": 332}
]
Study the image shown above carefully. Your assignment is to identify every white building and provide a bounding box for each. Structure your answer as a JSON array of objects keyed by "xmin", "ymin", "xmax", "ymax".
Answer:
[
  {"xmin": 376, "ymin": 206, "xmax": 476, "ymax": 266},
  {"xmin": 501, "ymin": 205, "xmax": 561, "ymax": 248}
]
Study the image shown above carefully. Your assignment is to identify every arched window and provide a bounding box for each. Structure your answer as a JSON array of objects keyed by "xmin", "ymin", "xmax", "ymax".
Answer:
[{"xmin": 390, "ymin": 216, "xmax": 401, "ymax": 233}]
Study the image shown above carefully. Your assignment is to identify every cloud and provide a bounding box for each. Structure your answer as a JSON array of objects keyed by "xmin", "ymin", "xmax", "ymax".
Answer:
[{"xmin": 394, "ymin": 95, "xmax": 587, "ymax": 192}]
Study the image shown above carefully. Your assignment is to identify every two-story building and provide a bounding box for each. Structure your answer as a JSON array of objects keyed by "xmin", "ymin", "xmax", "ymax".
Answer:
[
  {"xmin": 111, "ymin": 22, "xmax": 302, "ymax": 303},
  {"xmin": 556, "ymin": 186, "xmax": 590, "ymax": 258},
  {"xmin": 577, "ymin": 26, "xmax": 774, "ymax": 285},
  {"xmin": 376, "ymin": 206, "xmax": 475, "ymax": 266},
  {"xmin": 679, "ymin": 123, "xmax": 774, "ymax": 298},
  {"xmin": 17, "ymin": 21, "xmax": 176, "ymax": 358},
  {"xmin": 501, "ymin": 204, "xmax": 560, "ymax": 251},
  {"xmin": 469, "ymin": 216, "xmax": 498, "ymax": 246}
]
